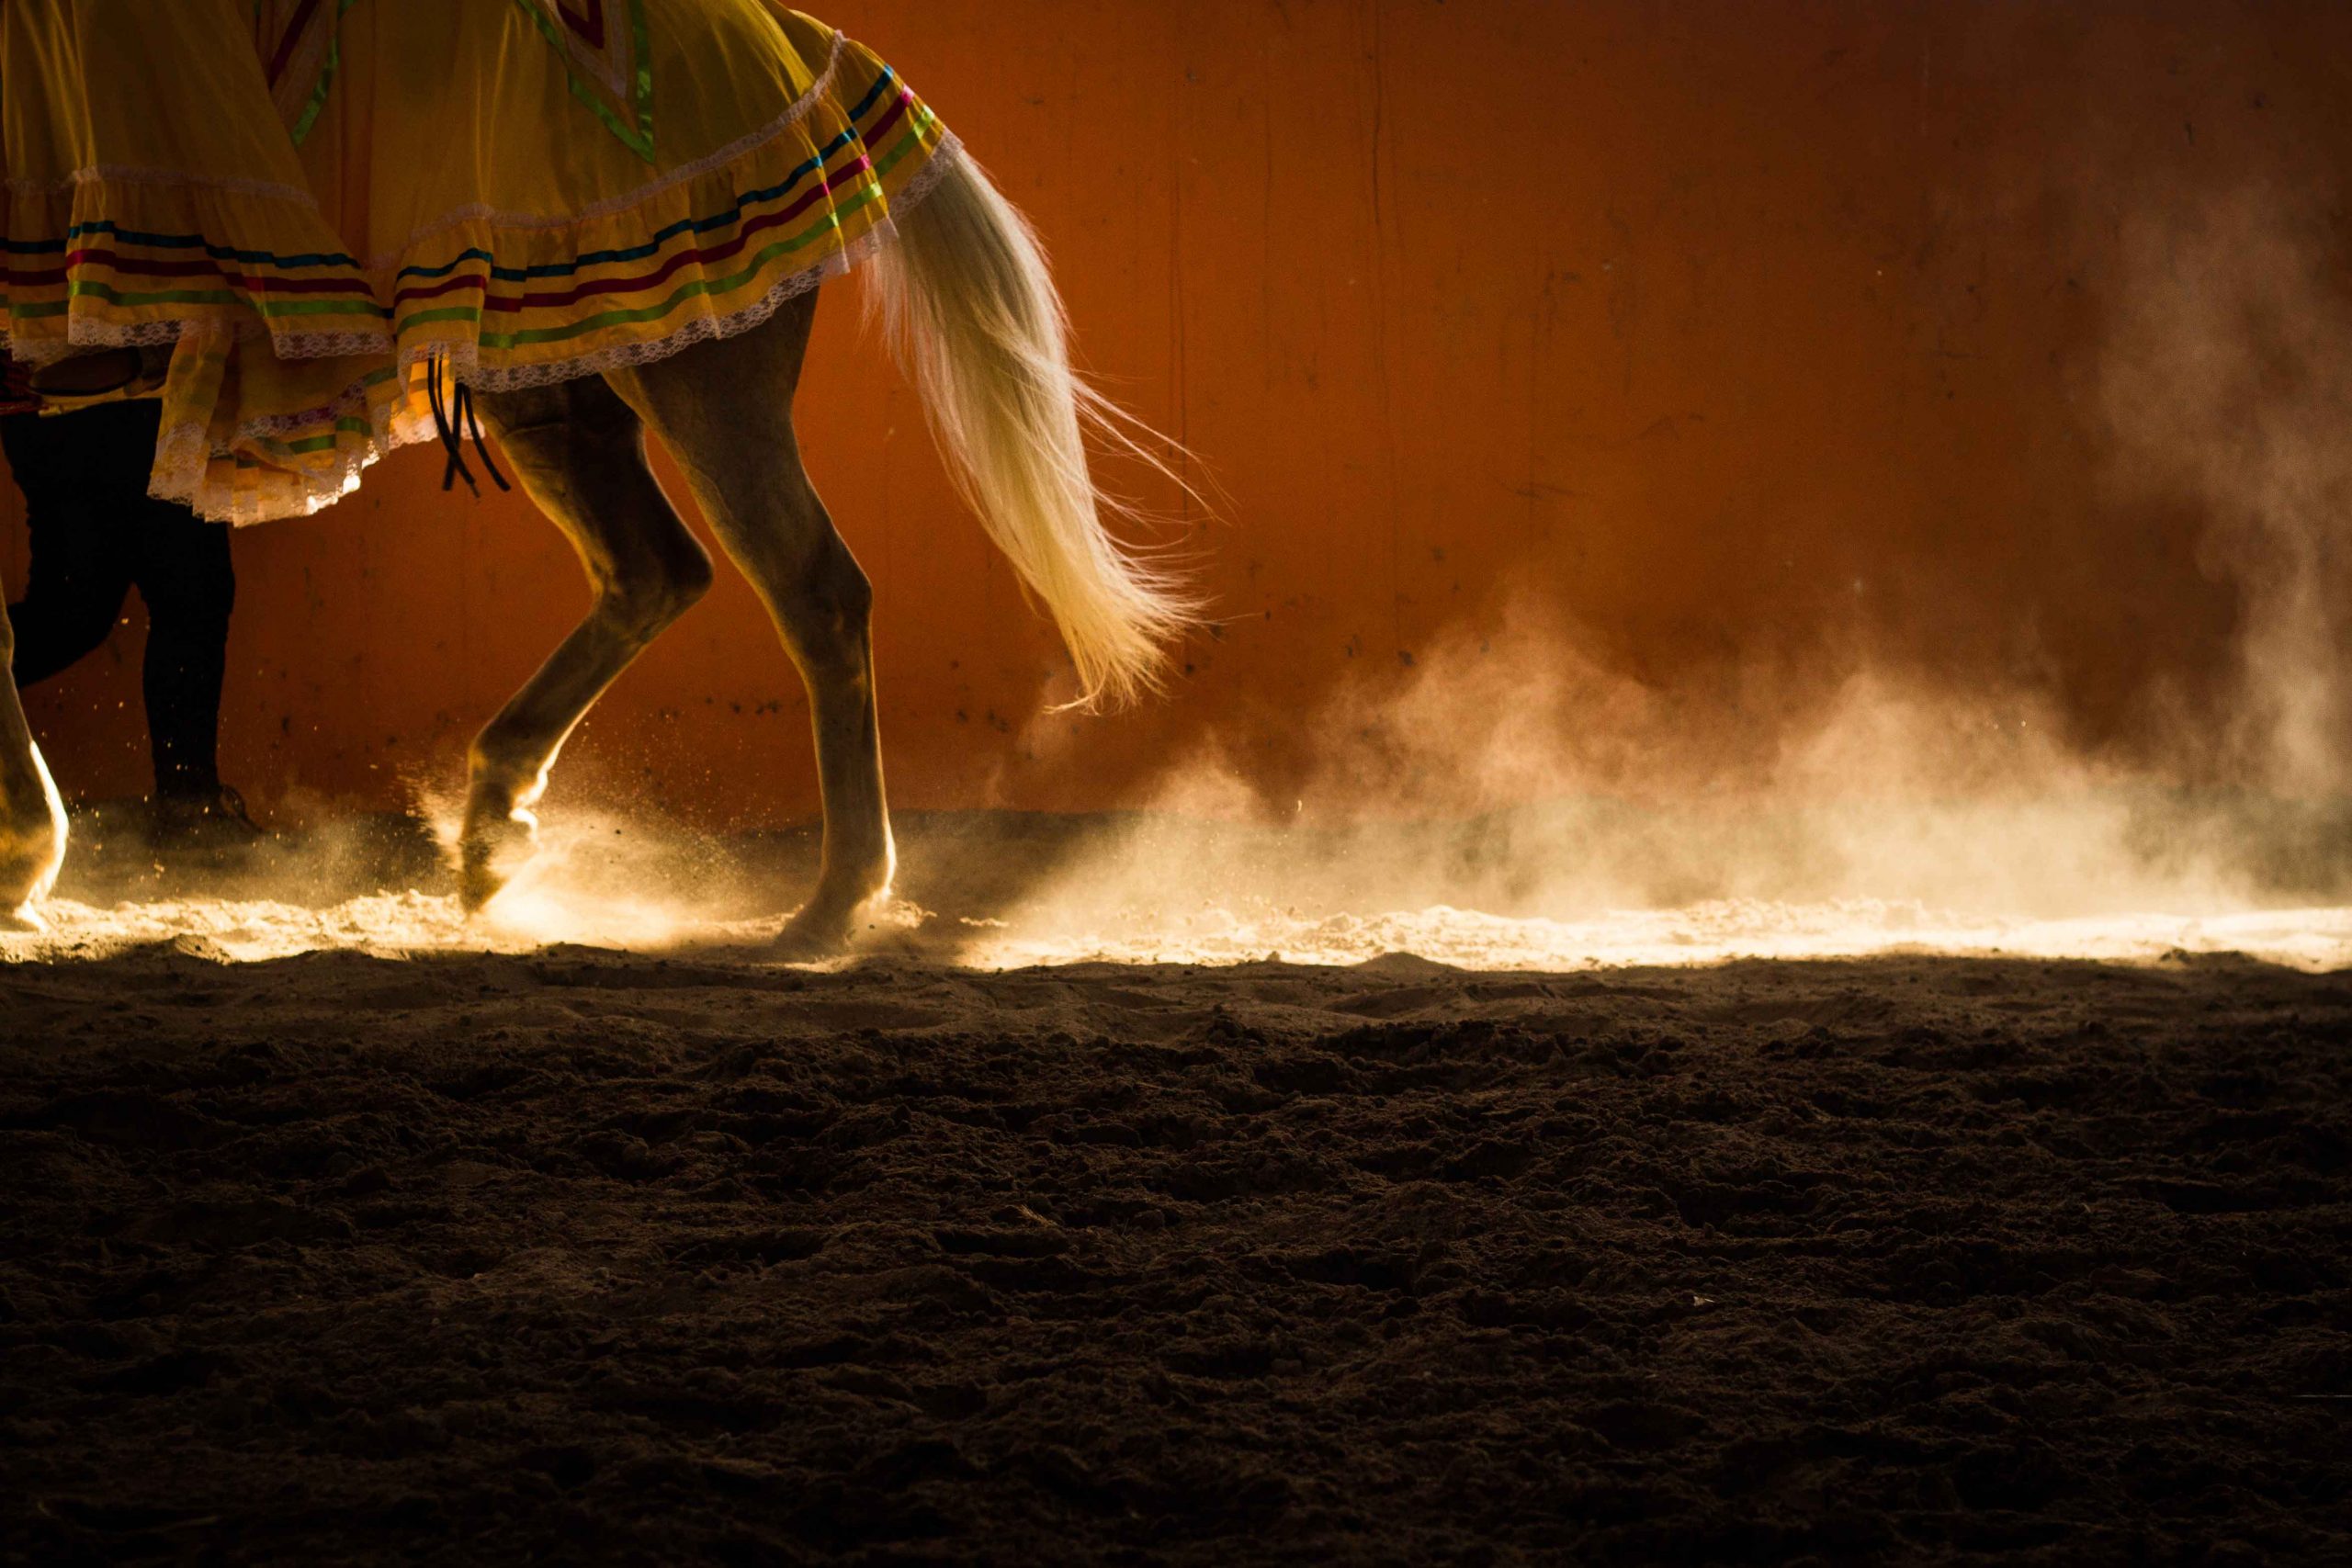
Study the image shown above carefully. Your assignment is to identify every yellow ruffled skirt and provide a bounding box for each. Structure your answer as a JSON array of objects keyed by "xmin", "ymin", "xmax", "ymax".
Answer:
[{"xmin": 0, "ymin": 0, "xmax": 954, "ymax": 521}]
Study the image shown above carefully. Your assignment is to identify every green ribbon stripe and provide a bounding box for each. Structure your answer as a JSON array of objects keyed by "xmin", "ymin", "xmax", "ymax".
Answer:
[
  {"xmin": 247, "ymin": 415, "xmax": 375, "ymax": 457},
  {"xmin": 62, "ymin": 279, "xmax": 386, "ymax": 320},
  {"xmin": 288, "ymin": 0, "xmax": 364, "ymax": 147}
]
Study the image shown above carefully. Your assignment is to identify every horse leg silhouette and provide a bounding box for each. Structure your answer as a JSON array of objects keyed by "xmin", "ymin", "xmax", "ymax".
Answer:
[
  {"xmin": 464, "ymin": 290, "xmax": 891, "ymax": 949},
  {"xmin": 459, "ymin": 373, "xmax": 715, "ymax": 912},
  {"xmin": 608, "ymin": 289, "xmax": 897, "ymax": 952},
  {"xmin": 459, "ymin": 152, "xmax": 1204, "ymax": 951}
]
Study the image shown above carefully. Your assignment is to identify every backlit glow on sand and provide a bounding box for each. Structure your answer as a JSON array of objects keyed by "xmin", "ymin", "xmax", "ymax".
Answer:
[
  {"xmin": 6, "ymin": 890, "xmax": 2350, "ymax": 971},
  {"xmin": 953, "ymin": 899, "xmax": 2352, "ymax": 972}
]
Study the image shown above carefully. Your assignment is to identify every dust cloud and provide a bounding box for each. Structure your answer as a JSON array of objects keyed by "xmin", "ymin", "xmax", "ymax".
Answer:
[
  {"xmin": 2096, "ymin": 183, "xmax": 2352, "ymax": 794},
  {"xmin": 967, "ymin": 181, "xmax": 2352, "ymax": 972},
  {"xmin": 967, "ymin": 616, "xmax": 2352, "ymax": 971}
]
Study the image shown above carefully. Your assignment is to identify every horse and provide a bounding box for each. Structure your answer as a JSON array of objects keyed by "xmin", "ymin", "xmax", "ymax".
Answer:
[{"xmin": 0, "ymin": 5, "xmax": 1192, "ymax": 950}]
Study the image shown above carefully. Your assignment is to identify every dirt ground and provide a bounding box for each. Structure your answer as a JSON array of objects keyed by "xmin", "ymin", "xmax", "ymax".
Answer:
[{"xmin": 1, "ymin": 939, "xmax": 2346, "ymax": 1564}]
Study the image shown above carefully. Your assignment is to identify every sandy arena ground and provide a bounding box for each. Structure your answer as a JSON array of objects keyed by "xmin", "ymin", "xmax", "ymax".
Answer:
[{"xmin": 1, "ymin": 814, "xmax": 2348, "ymax": 1562}]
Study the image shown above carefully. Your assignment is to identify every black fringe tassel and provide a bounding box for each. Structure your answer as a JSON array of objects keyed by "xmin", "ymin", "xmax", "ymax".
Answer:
[{"xmin": 427, "ymin": 353, "xmax": 511, "ymax": 496}]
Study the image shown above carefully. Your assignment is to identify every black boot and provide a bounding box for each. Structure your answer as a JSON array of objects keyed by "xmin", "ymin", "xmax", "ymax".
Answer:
[{"xmin": 152, "ymin": 784, "xmax": 267, "ymax": 853}]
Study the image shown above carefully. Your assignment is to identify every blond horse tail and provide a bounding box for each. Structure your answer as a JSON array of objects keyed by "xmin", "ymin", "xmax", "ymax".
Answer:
[{"xmin": 866, "ymin": 143, "xmax": 1198, "ymax": 709}]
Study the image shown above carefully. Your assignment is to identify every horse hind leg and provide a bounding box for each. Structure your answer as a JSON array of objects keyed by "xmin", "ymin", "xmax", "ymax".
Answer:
[
  {"xmin": 458, "ymin": 376, "xmax": 714, "ymax": 910},
  {"xmin": 0, "ymin": 601, "xmax": 68, "ymax": 926},
  {"xmin": 606, "ymin": 290, "xmax": 893, "ymax": 951}
]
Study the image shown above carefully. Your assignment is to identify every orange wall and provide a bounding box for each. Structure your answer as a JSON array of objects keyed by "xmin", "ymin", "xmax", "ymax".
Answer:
[{"xmin": 6, "ymin": 1, "xmax": 2348, "ymax": 823}]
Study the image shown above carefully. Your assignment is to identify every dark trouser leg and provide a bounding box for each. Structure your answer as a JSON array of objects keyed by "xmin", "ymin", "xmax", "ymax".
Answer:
[
  {"xmin": 129, "ymin": 510, "xmax": 234, "ymax": 801},
  {"xmin": 1, "ymin": 408, "xmax": 138, "ymax": 688},
  {"xmin": 3, "ymin": 400, "xmax": 234, "ymax": 801}
]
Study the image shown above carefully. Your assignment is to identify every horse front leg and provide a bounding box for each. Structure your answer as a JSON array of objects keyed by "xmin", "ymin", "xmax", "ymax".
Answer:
[
  {"xmin": 458, "ymin": 378, "xmax": 714, "ymax": 912},
  {"xmin": 0, "ymin": 598, "xmax": 67, "ymax": 926}
]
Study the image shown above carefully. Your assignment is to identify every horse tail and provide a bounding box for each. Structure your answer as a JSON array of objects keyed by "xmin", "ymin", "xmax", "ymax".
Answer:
[{"xmin": 865, "ymin": 143, "xmax": 1198, "ymax": 709}]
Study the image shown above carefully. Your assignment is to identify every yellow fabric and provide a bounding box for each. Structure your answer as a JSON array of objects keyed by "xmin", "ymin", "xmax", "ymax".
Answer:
[{"xmin": 0, "ymin": 0, "xmax": 954, "ymax": 522}]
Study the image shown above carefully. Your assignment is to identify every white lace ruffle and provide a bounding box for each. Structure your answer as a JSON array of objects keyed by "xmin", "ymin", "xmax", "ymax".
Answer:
[
  {"xmin": 153, "ymin": 385, "xmax": 441, "ymax": 525},
  {"xmin": 2, "ymin": 317, "xmax": 189, "ymax": 363},
  {"xmin": 6, "ymin": 317, "xmax": 394, "ymax": 366},
  {"xmin": 257, "ymin": 328, "xmax": 396, "ymax": 360},
  {"xmin": 235, "ymin": 377, "xmax": 379, "ymax": 440}
]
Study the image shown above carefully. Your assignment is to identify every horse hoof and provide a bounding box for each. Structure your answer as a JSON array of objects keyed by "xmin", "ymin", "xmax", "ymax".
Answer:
[
  {"xmin": 456, "ymin": 805, "xmax": 536, "ymax": 914},
  {"xmin": 458, "ymin": 854, "xmax": 510, "ymax": 915},
  {"xmin": 774, "ymin": 902, "xmax": 858, "ymax": 959},
  {"xmin": 0, "ymin": 852, "xmax": 61, "ymax": 924}
]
